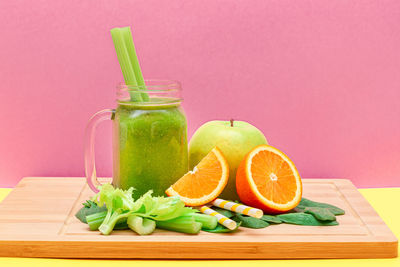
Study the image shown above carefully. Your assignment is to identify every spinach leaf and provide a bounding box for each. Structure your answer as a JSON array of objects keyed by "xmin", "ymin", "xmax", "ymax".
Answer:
[
  {"xmin": 296, "ymin": 198, "xmax": 345, "ymax": 215},
  {"xmin": 233, "ymin": 214, "xmax": 270, "ymax": 229},
  {"xmin": 304, "ymin": 207, "xmax": 336, "ymax": 221},
  {"xmin": 260, "ymin": 215, "xmax": 282, "ymax": 224},
  {"xmin": 75, "ymin": 200, "xmax": 107, "ymax": 223},
  {"xmin": 277, "ymin": 212, "xmax": 338, "ymax": 226}
]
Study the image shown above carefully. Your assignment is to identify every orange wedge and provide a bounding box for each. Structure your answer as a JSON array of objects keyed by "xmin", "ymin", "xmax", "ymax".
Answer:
[
  {"xmin": 236, "ymin": 145, "xmax": 302, "ymax": 214},
  {"xmin": 166, "ymin": 147, "xmax": 229, "ymax": 206}
]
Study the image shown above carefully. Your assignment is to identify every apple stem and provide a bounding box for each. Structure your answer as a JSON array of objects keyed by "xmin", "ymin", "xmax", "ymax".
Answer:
[{"xmin": 230, "ymin": 119, "xmax": 234, "ymax": 127}]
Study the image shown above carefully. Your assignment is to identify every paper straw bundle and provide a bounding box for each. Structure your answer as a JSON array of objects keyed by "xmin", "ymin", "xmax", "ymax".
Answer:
[{"xmin": 199, "ymin": 198, "xmax": 264, "ymax": 230}]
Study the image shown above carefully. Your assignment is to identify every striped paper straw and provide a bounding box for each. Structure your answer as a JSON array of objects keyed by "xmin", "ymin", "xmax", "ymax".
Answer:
[
  {"xmin": 200, "ymin": 206, "xmax": 237, "ymax": 230},
  {"xmin": 211, "ymin": 198, "xmax": 263, "ymax": 218}
]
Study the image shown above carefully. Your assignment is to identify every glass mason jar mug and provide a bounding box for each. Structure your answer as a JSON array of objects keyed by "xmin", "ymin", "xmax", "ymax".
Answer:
[{"xmin": 84, "ymin": 80, "xmax": 188, "ymax": 199}]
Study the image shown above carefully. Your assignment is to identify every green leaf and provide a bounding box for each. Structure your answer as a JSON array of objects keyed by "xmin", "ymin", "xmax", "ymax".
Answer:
[
  {"xmin": 260, "ymin": 215, "xmax": 282, "ymax": 224},
  {"xmin": 131, "ymin": 190, "xmax": 156, "ymax": 215},
  {"xmin": 233, "ymin": 214, "xmax": 270, "ymax": 229},
  {"xmin": 203, "ymin": 222, "xmax": 242, "ymax": 233},
  {"xmin": 277, "ymin": 213, "xmax": 339, "ymax": 226},
  {"xmin": 304, "ymin": 207, "xmax": 336, "ymax": 221},
  {"xmin": 147, "ymin": 196, "xmax": 196, "ymax": 221},
  {"xmin": 296, "ymin": 198, "xmax": 345, "ymax": 215},
  {"xmin": 75, "ymin": 200, "xmax": 107, "ymax": 223}
]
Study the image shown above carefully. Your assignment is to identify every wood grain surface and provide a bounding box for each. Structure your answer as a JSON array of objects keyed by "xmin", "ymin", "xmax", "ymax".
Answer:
[{"xmin": 0, "ymin": 177, "xmax": 397, "ymax": 259}]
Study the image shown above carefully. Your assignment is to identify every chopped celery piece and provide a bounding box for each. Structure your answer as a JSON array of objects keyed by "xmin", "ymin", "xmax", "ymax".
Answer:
[
  {"xmin": 156, "ymin": 216, "xmax": 202, "ymax": 234},
  {"xmin": 188, "ymin": 213, "xmax": 217, "ymax": 230},
  {"xmin": 98, "ymin": 212, "xmax": 132, "ymax": 235},
  {"xmin": 127, "ymin": 215, "xmax": 156, "ymax": 235},
  {"xmin": 86, "ymin": 211, "xmax": 128, "ymax": 231},
  {"xmin": 86, "ymin": 211, "xmax": 107, "ymax": 230}
]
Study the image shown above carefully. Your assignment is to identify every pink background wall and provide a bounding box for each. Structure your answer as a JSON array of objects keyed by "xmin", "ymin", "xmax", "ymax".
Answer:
[{"xmin": 0, "ymin": 1, "xmax": 399, "ymax": 188}]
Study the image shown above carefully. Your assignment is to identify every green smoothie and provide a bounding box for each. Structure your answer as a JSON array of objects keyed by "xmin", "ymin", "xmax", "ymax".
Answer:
[{"xmin": 112, "ymin": 98, "xmax": 188, "ymax": 199}]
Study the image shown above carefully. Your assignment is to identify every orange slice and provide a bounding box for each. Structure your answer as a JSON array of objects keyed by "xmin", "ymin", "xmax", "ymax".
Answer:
[
  {"xmin": 166, "ymin": 147, "xmax": 229, "ymax": 206},
  {"xmin": 236, "ymin": 145, "xmax": 302, "ymax": 213}
]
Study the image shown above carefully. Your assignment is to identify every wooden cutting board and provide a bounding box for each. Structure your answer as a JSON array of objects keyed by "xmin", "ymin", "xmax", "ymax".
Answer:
[{"xmin": 0, "ymin": 177, "xmax": 397, "ymax": 259}]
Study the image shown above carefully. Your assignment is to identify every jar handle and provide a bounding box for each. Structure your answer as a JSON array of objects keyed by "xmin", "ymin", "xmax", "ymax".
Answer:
[{"xmin": 84, "ymin": 109, "xmax": 115, "ymax": 192}]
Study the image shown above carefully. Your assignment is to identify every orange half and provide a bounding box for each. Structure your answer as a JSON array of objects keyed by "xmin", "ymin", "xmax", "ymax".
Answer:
[
  {"xmin": 166, "ymin": 147, "xmax": 229, "ymax": 206},
  {"xmin": 236, "ymin": 145, "xmax": 302, "ymax": 213}
]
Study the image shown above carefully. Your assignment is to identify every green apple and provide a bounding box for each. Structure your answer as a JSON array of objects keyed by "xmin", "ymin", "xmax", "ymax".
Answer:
[{"xmin": 189, "ymin": 120, "xmax": 268, "ymax": 200}]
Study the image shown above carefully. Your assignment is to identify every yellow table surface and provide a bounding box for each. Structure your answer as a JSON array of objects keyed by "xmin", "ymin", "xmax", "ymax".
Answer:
[{"xmin": 0, "ymin": 187, "xmax": 398, "ymax": 266}]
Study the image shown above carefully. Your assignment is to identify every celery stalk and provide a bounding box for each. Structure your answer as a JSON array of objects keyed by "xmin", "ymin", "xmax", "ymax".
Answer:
[
  {"xmin": 110, "ymin": 28, "xmax": 143, "ymax": 102},
  {"xmin": 191, "ymin": 213, "xmax": 218, "ymax": 230},
  {"xmin": 86, "ymin": 211, "xmax": 107, "ymax": 230},
  {"xmin": 127, "ymin": 215, "xmax": 156, "ymax": 235},
  {"xmin": 121, "ymin": 27, "xmax": 149, "ymax": 102},
  {"xmin": 156, "ymin": 216, "xmax": 202, "ymax": 234},
  {"xmin": 86, "ymin": 211, "xmax": 128, "ymax": 231},
  {"xmin": 98, "ymin": 211, "xmax": 131, "ymax": 235}
]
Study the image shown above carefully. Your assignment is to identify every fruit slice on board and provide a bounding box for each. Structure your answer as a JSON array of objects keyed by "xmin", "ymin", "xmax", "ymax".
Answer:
[
  {"xmin": 166, "ymin": 147, "xmax": 229, "ymax": 206},
  {"xmin": 236, "ymin": 145, "xmax": 302, "ymax": 214}
]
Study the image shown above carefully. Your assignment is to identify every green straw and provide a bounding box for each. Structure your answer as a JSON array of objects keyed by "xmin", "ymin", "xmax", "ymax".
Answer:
[{"xmin": 110, "ymin": 27, "xmax": 149, "ymax": 102}]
